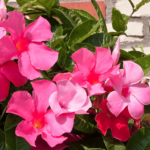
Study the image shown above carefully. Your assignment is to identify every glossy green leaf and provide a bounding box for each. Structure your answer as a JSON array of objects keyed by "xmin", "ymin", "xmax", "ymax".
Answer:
[
  {"xmin": 83, "ymin": 33, "xmax": 117, "ymax": 48},
  {"xmin": 129, "ymin": 0, "xmax": 135, "ymax": 9},
  {"xmin": 128, "ymin": 51, "xmax": 145, "ymax": 59},
  {"xmin": 112, "ymin": 8, "xmax": 127, "ymax": 32},
  {"xmin": 103, "ymin": 132, "xmax": 126, "ymax": 150},
  {"xmin": 73, "ymin": 114, "xmax": 96, "ymax": 134},
  {"xmin": 6, "ymin": 5, "xmax": 15, "ymax": 12},
  {"xmin": 18, "ymin": 0, "xmax": 36, "ymax": 13},
  {"xmin": 134, "ymin": 55, "xmax": 150, "ymax": 75},
  {"xmin": 4, "ymin": 114, "xmax": 22, "ymax": 131},
  {"xmin": 126, "ymin": 127, "xmax": 150, "ymax": 150},
  {"xmin": 136, "ymin": 0, "xmax": 150, "ymax": 10},
  {"xmin": 0, "ymin": 129, "xmax": 6, "ymax": 150},
  {"xmin": 108, "ymin": 32, "xmax": 126, "ymax": 36},
  {"xmin": 120, "ymin": 49, "xmax": 134, "ymax": 60},
  {"xmin": 74, "ymin": 43, "xmax": 95, "ymax": 52},
  {"xmin": 91, "ymin": 0, "xmax": 107, "ymax": 33},
  {"xmin": 71, "ymin": 9, "xmax": 96, "ymax": 22}
]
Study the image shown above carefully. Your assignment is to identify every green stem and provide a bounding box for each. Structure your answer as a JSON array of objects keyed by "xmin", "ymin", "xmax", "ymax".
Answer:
[{"xmin": 40, "ymin": 71, "xmax": 50, "ymax": 80}]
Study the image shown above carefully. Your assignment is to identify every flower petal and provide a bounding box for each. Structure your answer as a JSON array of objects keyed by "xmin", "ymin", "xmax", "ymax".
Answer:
[
  {"xmin": 1, "ymin": 10, "xmax": 25, "ymax": 41},
  {"xmin": 0, "ymin": 74, "xmax": 10, "ymax": 102},
  {"xmin": 0, "ymin": 36, "xmax": 18, "ymax": 64},
  {"xmin": 1, "ymin": 61, "xmax": 27, "ymax": 87},
  {"xmin": 128, "ymin": 94, "xmax": 144, "ymax": 120},
  {"xmin": 0, "ymin": 27, "xmax": 6, "ymax": 39},
  {"xmin": 53, "ymin": 73, "xmax": 72, "ymax": 82},
  {"xmin": 94, "ymin": 47, "xmax": 113, "ymax": 74},
  {"xmin": 71, "ymin": 48, "xmax": 95, "ymax": 77},
  {"xmin": 23, "ymin": 16, "xmax": 53, "ymax": 42},
  {"xmin": 28, "ymin": 42, "xmax": 58, "ymax": 70},
  {"xmin": 107, "ymin": 91, "xmax": 128, "ymax": 117},
  {"xmin": 122, "ymin": 61, "xmax": 143, "ymax": 86},
  {"xmin": 45, "ymin": 110, "xmax": 75, "ymax": 136},
  {"xmin": 31, "ymin": 80, "xmax": 57, "ymax": 114},
  {"xmin": 16, "ymin": 121, "xmax": 39, "ymax": 147},
  {"xmin": 18, "ymin": 52, "xmax": 42, "ymax": 80},
  {"xmin": 7, "ymin": 91, "xmax": 34, "ymax": 121}
]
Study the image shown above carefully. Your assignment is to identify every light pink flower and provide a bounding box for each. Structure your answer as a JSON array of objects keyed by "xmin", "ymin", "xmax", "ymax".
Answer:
[
  {"xmin": 71, "ymin": 47, "xmax": 120, "ymax": 96},
  {"xmin": 7, "ymin": 80, "xmax": 75, "ymax": 147},
  {"xmin": 0, "ymin": 60, "xmax": 27, "ymax": 102},
  {"xmin": 0, "ymin": 10, "xmax": 58, "ymax": 80},
  {"xmin": 49, "ymin": 79, "xmax": 92, "ymax": 115},
  {"xmin": 107, "ymin": 61, "xmax": 150, "ymax": 120},
  {"xmin": 0, "ymin": 0, "xmax": 7, "ymax": 22}
]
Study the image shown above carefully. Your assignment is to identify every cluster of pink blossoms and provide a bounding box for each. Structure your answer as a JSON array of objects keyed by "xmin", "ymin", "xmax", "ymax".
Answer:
[{"xmin": 1, "ymin": 0, "xmax": 150, "ymax": 148}]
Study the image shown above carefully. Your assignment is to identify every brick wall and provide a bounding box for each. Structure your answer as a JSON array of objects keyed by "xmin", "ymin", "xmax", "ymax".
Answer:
[{"xmin": 7, "ymin": 0, "xmax": 150, "ymax": 54}]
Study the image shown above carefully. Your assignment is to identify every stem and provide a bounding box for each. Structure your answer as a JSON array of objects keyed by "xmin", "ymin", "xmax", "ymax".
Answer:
[
  {"xmin": 24, "ymin": 11, "xmax": 46, "ymax": 15},
  {"xmin": 125, "ymin": 8, "xmax": 137, "ymax": 24},
  {"xmin": 40, "ymin": 71, "xmax": 49, "ymax": 80}
]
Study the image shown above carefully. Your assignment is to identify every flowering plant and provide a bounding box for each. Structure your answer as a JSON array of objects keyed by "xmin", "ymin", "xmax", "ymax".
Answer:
[{"xmin": 1, "ymin": 0, "xmax": 150, "ymax": 149}]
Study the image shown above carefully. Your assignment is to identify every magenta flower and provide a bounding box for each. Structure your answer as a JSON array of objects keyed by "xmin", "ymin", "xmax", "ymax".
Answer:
[
  {"xmin": 107, "ymin": 61, "xmax": 150, "ymax": 119},
  {"xmin": 49, "ymin": 79, "xmax": 92, "ymax": 115},
  {"xmin": 7, "ymin": 80, "xmax": 75, "ymax": 147},
  {"xmin": 0, "ymin": 10, "xmax": 58, "ymax": 79},
  {"xmin": 0, "ymin": 60, "xmax": 27, "ymax": 102}
]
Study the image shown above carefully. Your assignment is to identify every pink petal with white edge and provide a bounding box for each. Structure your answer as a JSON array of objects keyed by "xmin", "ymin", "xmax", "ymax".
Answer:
[
  {"xmin": 0, "ymin": 36, "xmax": 18, "ymax": 64},
  {"xmin": 107, "ymin": 91, "xmax": 128, "ymax": 117},
  {"xmin": 112, "ymin": 38, "xmax": 120, "ymax": 66},
  {"xmin": 1, "ymin": 11, "xmax": 25, "ymax": 41},
  {"xmin": 31, "ymin": 80, "xmax": 57, "ymax": 114},
  {"xmin": 28, "ymin": 42, "xmax": 58, "ymax": 70},
  {"xmin": 53, "ymin": 73, "xmax": 72, "ymax": 82},
  {"xmin": 45, "ymin": 110, "xmax": 75, "ymax": 136},
  {"xmin": 94, "ymin": 47, "xmax": 113, "ymax": 74},
  {"xmin": 0, "ymin": 0, "xmax": 7, "ymax": 21},
  {"xmin": 18, "ymin": 51, "xmax": 42, "ymax": 80},
  {"xmin": 23, "ymin": 16, "xmax": 53, "ymax": 42},
  {"xmin": 42, "ymin": 126, "xmax": 67, "ymax": 148},
  {"xmin": 16, "ymin": 121, "xmax": 39, "ymax": 147},
  {"xmin": 7, "ymin": 91, "xmax": 34, "ymax": 121},
  {"xmin": 128, "ymin": 94, "xmax": 144, "ymax": 120},
  {"xmin": 0, "ymin": 74, "xmax": 10, "ymax": 102},
  {"xmin": 0, "ymin": 27, "xmax": 6, "ymax": 39},
  {"xmin": 1, "ymin": 61, "xmax": 27, "ymax": 87},
  {"xmin": 87, "ymin": 83, "xmax": 105, "ymax": 97},
  {"xmin": 122, "ymin": 61, "xmax": 143, "ymax": 86},
  {"xmin": 130, "ymin": 83, "xmax": 150, "ymax": 105},
  {"xmin": 71, "ymin": 48, "xmax": 95, "ymax": 77},
  {"xmin": 49, "ymin": 91, "xmax": 66, "ymax": 115}
]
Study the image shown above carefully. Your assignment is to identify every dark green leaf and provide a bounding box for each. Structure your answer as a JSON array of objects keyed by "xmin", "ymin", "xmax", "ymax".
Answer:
[
  {"xmin": 144, "ymin": 105, "xmax": 150, "ymax": 114},
  {"xmin": 136, "ymin": 0, "xmax": 150, "ymax": 10},
  {"xmin": 121, "ymin": 14, "xmax": 129, "ymax": 22},
  {"xmin": 134, "ymin": 55, "xmax": 150, "ymax": 75},
  {"xmin": 5, "ymin": 0, "xmax": 9, "ymax": 4},
  {"xmin": 73, "ymin": 114, "xmax": 96, "ymax": 134},
  {"xmin": 126, "ymin": 127, "xmax": 150, "ymax": 150},
  {"xmin": 6, "ymin": 5, "xmax": 15, "ymax": 12},
  {"xmin": 120, "ymin": 49, "xmax": 134, "ymax": 60},
  {"xmin": 91, "ymin": 0, "xmax": 107, "ymax": 33},
  {"xmin": 74, "ymin": 43, "xmax": 95, "ymax": 53},
  {"xmin": 0, "ymin": 129, "xmax": 6, "ymax": 150},
  {"xmin": 108, "ymin": 32, "xmax": 126, "ymax": 36},
  {"xmin": 112, "ymin": 8, "xmax": 127, "ymax": 32},
  {"xmin": 83, "ymin": 33, "xmax": 117, "ymax": 48},
  {"xmin": 68, "ymin": 20, "xmax": 100, "ymax": 48},
  {"xmin": 128, "ymin": 51, "xmax": 145, "ymax": 59},
  {"xmin": 128, "ymin": 0, "xmax": 135, "ymax": 9},
  {"xmin": 54, "ymin": 0, "xmax": 59, "ymax": 6},
  {"xmin": 103, "ymin": 131, "xmax": 126, "ymax": 150},
  {"xmin": 4, "ymin": 114, "xmax": 22, "ymax": 131}
]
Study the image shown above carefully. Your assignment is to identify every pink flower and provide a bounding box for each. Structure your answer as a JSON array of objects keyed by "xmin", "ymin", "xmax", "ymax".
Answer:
[
  {"xmin": 0, "ymin": 0, "xmax": 7, "ymax": 22},
  {"xmin": 49, "ymin": 79, "xmax": 92, "ymax": 115},
  {"xmin": 107, "ymin": 61, "xmax": 150, "ymax": 120},
  {"xmin": 0, "ymin": 60, "xmax": 27, "ymax": 102},
  {"xmin": 95, "ymin": 99, "xmax": 131, "ymax": 142},
  {"xmin": 0, "ymin": 10, "xmax": 58, "ymax": 79},
  {"xmin": 7, "ymin": 80, "xmax": 75, "ymax": 147},
  {"xmin": 71, "ymin": 47, "xmax": 120, "ymax": 96}
]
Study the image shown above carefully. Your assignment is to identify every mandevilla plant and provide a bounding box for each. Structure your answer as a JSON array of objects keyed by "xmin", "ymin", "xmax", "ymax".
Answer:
[{"xmin": 1, "ymin": 0, "xmax": 150, "ymax": 149}]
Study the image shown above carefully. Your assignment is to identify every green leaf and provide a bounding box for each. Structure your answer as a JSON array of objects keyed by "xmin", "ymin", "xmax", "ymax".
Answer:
[
  {"xmin": 134, "ymin": 55, "xmax": 150, "ymax": 75},
  {"xmin": 6, "ymin": 5, "xmax": 15, "ymax": 12},
  {"xmin": 142, "ymin": 114, "xmax": 150, "ymax": 121},
  {"xmin": 71, "ymin": 9, "xmax": 96, "ymax": 22},
  {"xmin": 83, "ymin": 33, "xmax": 117, "ymax": 48},
  {"xmin": 108, "ymin": 32, "xmax": 126, "ymax": 36},
  {"xmin": 112, "ymin": 8, "xmax": 127, "ymax": 32},
  {"xmin": 144, "ymin": 105, "xmax": 150, "ymax": 114},
  {"xmin": 126, "ymin": 127, "xmax": 150, "ymax": 150},
  {"xmin": 73, "ymin": 114, "xmax": 96, "ymax": 134},
  {"xmin": 17, "ymin": 0, "xmax": 36, "ymax": 14},
  {"xmin": 128, "ymin": 51, "xmax": 145, "ymax": 59},
  {"xmin": 91, "ymin": 0, "xmax": 107, "ymax": 33},
  {"xmin": 136, "ymin": 0, "xmax": 150, "ymax": 10},
  {"xmin": 128, "ymin": 0, "xmax": 135, "ymax": 9},
  {"xmin": 68, "ymin": 20, "xmax": 100, "ymax": 48},
  {"xmin": 5, "ymin": 0, "xmax": 9, "ymax": 4},
  {"xmin": 103, "ymin": 132, "xmax": 126, "ymax": 150},
  {"xmin": 120, "ymin": 49, "xmax": 134, "ymax": 60},
  {"xmin": 5, "ymin": 127, "xmax": 31, "ymax": 150},
  {"xmin": 4, "ymin": 114, "xmax": 22, "ymax": 131},
  {"xmin": 0, "ymin": 129, "xmax": 6, "ymax": 150},
  {"xmin": 74, "ymin": 43, "xmax": 95, "ymax": 53}
]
